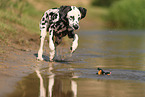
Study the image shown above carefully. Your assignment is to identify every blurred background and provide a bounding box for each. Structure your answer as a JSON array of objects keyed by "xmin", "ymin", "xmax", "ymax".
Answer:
[{"xmin": 0, "ymin": 0, "xmax": 145, "ymax": 50}]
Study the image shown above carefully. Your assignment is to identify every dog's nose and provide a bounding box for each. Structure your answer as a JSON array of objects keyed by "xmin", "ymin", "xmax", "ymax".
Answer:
[{"xmin": 73, "ymin": 24, "xmax": 79, "ymax": 30}]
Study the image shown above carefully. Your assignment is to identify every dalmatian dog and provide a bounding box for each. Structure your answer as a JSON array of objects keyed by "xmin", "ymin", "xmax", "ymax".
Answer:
[{"xmin": 37, "ymin": 6, "xmax": 87, "ymax": 61}]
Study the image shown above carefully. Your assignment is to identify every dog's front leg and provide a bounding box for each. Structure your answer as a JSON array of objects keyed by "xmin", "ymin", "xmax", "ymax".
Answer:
[
  {"xmin": 71, "ymin": 34, "xmax": 79, "ymax": 53},
  {"xmin": 49, "ymin": 30, "xmax": 55, "ymax": 61},
  {"xmin": 37, "ymin": 29, "xmax": 47, "ymax": 61}
]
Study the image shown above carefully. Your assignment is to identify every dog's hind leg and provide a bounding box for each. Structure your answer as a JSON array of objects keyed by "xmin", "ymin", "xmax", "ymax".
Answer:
[
  {"xmin": 49, "ymin": 30, "xmax": 55, "ymax": 61},
  {"xmin": 71, "ymin": 34, "xmax": 79, "ymax": 53},
  {"xmin": 37, "ymin": 29, "xmax": 47, "ymax": 61}
]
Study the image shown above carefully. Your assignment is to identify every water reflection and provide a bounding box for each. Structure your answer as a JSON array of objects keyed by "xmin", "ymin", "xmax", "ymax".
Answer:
[
  {"xmin": 7, "ymin": 62, "xmax": 78, "ymax": 97},
  {"xmin": 35, "ymin": 63, "xmax": 78, "ymax": 97},
  {"xmin": 35, "ymin": 70, "xmax": 46, "ymax": 97},
  {"xmin": 6, "ymin": 62, "xmax": 145, "ymax": 97}
]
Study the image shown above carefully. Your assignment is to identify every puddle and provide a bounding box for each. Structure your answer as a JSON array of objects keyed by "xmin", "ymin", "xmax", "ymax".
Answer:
[{"xmin": 5, "ymin": 63, "xmax": 145, "ymax": 97}]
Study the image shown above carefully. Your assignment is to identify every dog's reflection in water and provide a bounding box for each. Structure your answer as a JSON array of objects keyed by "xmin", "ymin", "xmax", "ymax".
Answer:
[{"xmin": 35, "ymin": 63, "xmax": 78, "ymax": 97}]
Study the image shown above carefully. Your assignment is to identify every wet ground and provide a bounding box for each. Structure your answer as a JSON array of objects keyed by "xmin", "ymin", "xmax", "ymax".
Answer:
[{"xmin": 0, "ymin": 30, "xmax": 145, "ymax": 97}]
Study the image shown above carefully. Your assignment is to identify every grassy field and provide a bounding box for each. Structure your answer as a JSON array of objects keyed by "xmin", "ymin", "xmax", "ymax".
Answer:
[
  {"xmin": 0, "ymin": 0, "xmax": 42, "ymax": 52},
  {"xmin": 106, "ymin": 0, "xmax": 145, "ymax": 29}
]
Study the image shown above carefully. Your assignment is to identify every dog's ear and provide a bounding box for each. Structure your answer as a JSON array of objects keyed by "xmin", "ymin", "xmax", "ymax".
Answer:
[
  {"xmin": 59, "ymin": 6, "xmax": 71, "ymax": 19},
  {"xmin": 78, "ymin": 7, "xmax": 87, "ymax": 19}
]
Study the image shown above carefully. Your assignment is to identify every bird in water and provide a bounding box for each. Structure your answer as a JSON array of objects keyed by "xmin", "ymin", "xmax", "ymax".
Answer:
[{"xmin": 96, "ymin": 68, "xmax": 111, "ymax": 75}]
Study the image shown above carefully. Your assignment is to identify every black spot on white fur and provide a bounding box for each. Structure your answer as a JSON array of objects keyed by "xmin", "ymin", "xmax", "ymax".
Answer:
[
  {"xmin": 39, "ymin": 6, "xmax": 87, "ymax": 45},
  {"xmin": 37, "ymin": 6, "xmax": 87, "ymax": 61}
]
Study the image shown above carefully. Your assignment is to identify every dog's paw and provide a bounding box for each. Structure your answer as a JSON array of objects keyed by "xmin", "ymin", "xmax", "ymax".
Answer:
[
  {"xmin": 37, "ymin": 57, "xmax": 44, "ymax": 61},
  {"xmin": 49, "ymin": 57, "xmax": 54, "ymax": 62},
  {"xmin": 70, "ymin": 47, "xmax": 75, "ymax": 53},
  {"xmin": 49, "ymin": 59, "xmax": 54, "ymax": 62}
]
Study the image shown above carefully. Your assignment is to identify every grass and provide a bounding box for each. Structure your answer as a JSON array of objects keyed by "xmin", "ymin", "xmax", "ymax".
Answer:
[
  {"xmin": 0, "ymin": 0, "xmax": 42, "ymax": 46},
  {"xmin": 106, "ymin": 0, "xmax": 145, "ymax": 29}
]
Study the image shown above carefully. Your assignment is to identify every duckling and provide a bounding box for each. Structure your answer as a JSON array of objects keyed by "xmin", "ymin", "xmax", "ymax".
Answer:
[{"xmin": 96, "ymin": 68, "xmax": 111, "ymax": 75}]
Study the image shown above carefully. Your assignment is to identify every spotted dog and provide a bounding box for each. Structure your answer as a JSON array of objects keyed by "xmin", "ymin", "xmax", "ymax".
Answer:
[{"xmin": 37, "ymin": 6, "xmax": 87, "ymax": 61}]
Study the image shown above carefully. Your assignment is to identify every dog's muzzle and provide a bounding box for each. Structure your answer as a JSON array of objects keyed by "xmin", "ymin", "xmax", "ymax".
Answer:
[{"xmin": 73, "ymin": 24, "xmax": 79, "ymax": 30}]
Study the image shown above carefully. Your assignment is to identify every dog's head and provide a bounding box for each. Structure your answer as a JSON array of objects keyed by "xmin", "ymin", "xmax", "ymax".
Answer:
[{"xmin": 59, "ymin": 6, "xmax": 87, "ymax": 30}]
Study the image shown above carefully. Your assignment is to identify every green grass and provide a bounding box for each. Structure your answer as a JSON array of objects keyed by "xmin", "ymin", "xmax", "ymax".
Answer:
[
  {"xmin": 0, "ymin": 0, "xmax": 42, "ymax": 45},
  {"xmin": 106, "ymin": 0, "xmax": 145, "ymax": 29}
]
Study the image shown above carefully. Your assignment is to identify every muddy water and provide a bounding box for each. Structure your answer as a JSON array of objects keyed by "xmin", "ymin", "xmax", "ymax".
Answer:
[{"xmin": 2, "ymin": 31, "xmax": 145, "ymax": 97}]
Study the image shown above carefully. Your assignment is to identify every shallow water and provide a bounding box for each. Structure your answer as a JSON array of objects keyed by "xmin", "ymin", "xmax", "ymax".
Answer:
[{"xmin": 3, "ymin": 31, "xmax": 145, "ymax": 97}]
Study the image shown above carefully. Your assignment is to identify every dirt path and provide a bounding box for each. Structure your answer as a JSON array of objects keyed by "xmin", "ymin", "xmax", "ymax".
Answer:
[
  {"xmin": 0, "ymin": 44, "xmax": 52, "ymax": 77},
  {"xmin": 0, "ymin": 45, "xmax": 47, "ymax": 96}
]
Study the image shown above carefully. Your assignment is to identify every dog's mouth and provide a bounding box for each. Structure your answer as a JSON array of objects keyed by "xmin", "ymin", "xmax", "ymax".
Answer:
[
  {"xmin": 68, "ymin": 24, "xmax": 80, "ymax": 30},
  {"xmin": 73, "ymin": 24, "xmax": 79, "ymax": 30},
  {"xmin": 69, "ymin": 24, "xmax": 79, "ymax": 30}
]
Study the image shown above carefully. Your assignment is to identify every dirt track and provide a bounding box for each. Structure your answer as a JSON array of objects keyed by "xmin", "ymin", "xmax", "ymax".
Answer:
[{"xmin": 0, "ymin": 45, "xmax": 42, "ymax": 96}]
